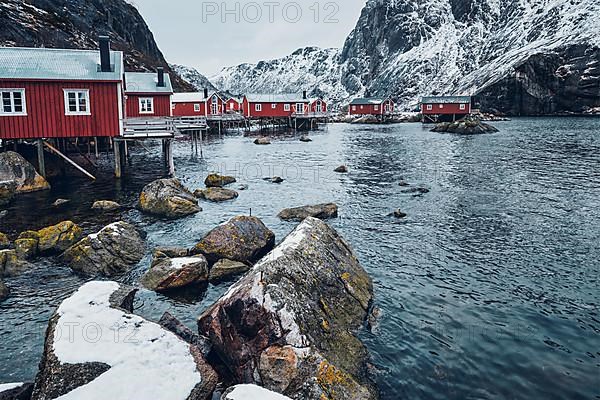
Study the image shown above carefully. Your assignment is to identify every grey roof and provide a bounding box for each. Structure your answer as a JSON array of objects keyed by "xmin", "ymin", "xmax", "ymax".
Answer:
[
  {"xmin": 350, "ymin": 97, "xmax": 390, "ymax": 105},
  {"xmin": 421, "ymin": 96, "xmax": 471, "ymax": 104},
  {"xmin": 172, "ymin": 92, "xmax": 207, "ymax": 103},
  {"xmin": 245, "ymin": 94, "xmax": 309, "ymax": 103},
  {"xmin": 125, "ymin": 72, "xmax": 173, "ymax": 94},
  {"xmin": 0, "ymin": 47, "xmax": 123, "ymax": 81}
]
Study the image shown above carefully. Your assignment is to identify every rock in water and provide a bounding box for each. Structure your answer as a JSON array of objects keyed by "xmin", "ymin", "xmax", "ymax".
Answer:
[
  {"xmin": 51, "ymin": 199, "xmax": 70, "ymax": 207},
  {"xmin": 0, "ymin": 233, "xmax": 9, "ymax": 250},
  {"xmin": 31, "ymin": 281, "xmax": 216, "ymax": 400},
  {"xmin": 91, "ymin": 200, "xmax": 121, "ymax": 211},
  {"xmin": 431, "ymin": 118, "xmax": 499, "ymax": 134},
  {"xmin": 139, "ymin": 178, "xmax": 201, "ymax": 219},
  {"xmin": 142, "ymin": 254, "xmax": 209, "ymax": 292},
  {"xmin": 36, "ymin": 221, "xmax": 83, "ymax": 254},
  {"xmin": 205, "ymin": 174, "xmax": 237, "ymax": 188},
  {"xmin": 254, "ymin": 137, "xmax": 271, "ymax": 145},
  {"xmin": 0, "ymin": 152, "xmax": 50, "ymax": 193},
  {"xmin": 198, "ymin": 218, "xmax": 377, "ymax": 399},
  {"xmin": 61, "ymin": 222, "xmax": 145, "ymax": 276},
  {"xmin": 334, "ymin": 165, "xmax": 348, "ymax": 173},
  {"xmin": 391, "ymin": 210, "xmax": 407, "ymax": 219},
  {"xmin": 194, "ymin": 188, "xmax": 239, "ymax": 203},
  {"xmin": 263, "ymin": 177, "xmax": 284, "ymax": 184},
  {"xmin": 0, "ymin": 181, "xmax": 16, "ymax": 207},
  {"xmin": 209, "ymin": 259, "xmax": 250, "ymax": 282},
  {"xmin": 0, "ymin": 250, "xmax": 32, "ymax": 277},
  {"xmin": 0, "ymin": 382, "xmax": 33, "ymax": 399},
  {"xmin": 191, "ymin": 216, "xmax": 275, "ymax": 264},
  {"xmin": 221, "ymin": 385, "xmax": 291, "ymax": 400},
  {"xmin": 278, "ymin": 203, "xmax": 338, "ymax": 222},
  {"xmin": 299, "ymin": 135, "xmax": 312, "ymax": 142},
  {"xmin": 0, "ymin": 280, "xmax": 9, "ymax": 301}
]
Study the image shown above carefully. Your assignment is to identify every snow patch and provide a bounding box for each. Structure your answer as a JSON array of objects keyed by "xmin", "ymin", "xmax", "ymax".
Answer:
[
  {"xmin": 169, "ymin": 257, "xmax": 205, "ymax": 269},
  {"xmin": 0, "ymin": 383, "xmax": 24, "ymax": 393},
  {"xmin": 224, "ymin": 384, "xmax": 292, "ymax": 400}
]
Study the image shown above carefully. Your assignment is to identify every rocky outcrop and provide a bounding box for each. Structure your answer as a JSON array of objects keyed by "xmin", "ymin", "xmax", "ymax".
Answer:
[
  {"xmin": 191, "ymin": 216, "xmax": 275, "ymax": 264},
  {"xmin": 91, "ymin": 200, "xmax": 121, "ymax": 211},
  {"xmin": 0, "ymin": 233, "xmax": 9, "ymax": 250},
  {"xmin": 139, "ymin": 178, "xmax": 201, "ymax": 219},
  {"xmin": 205, "ymin": 174, "xmax": 237, "ymax": 188},
  {"xmin": 278, "ymin": 203, "xmax": 338, "ymax": 222},
  {"xmin": 32, "ymin": 281, "xmax": 215, "ymax": 400},
  {"xmin": 0, "ymin": 152, "xmax": 50, "ymax": 193},
  {"xmin": 0, "ymin": 250, "xmax": 32, "ymax": 277},
  {"xmin": 209, "ymin": 259, "xmax": 250, "ymax": 282},
  {"xmin": 38, "ymin": 221, "xmax": 83, "ymax": 254},
  {"xmin": 431, "ymin": 118, "xmax": 499, "ymax": 134},
  {"xmin": 61, "ymin": 222, "xmax": 145, "ymax": 276},
  {"xmin": 0, "ymin": 382, "xmax": 33, "ymax": 399},
  {"xmin": 195, "ymin": 188, "xmax": 239, "ymax": 203},
  {"xmin": 141, "ymin": 253, "xmax": 209, "ymax": 292},
  {"xmin": 0, "ymin": 181, "xmax": 16, "ymax": 207},
  {"xmin": 198, "ymin": 218, "xmax": 376, "ymax": 399},
  {"xmin": 0, "ymin": 281, "xmax": 9, "ymax": 301},
  {"xmin": 221, "ymin": 385, "xmax": 292, "ymax": 400},
  {"xmin": 254, "ymin": 137, "xmax": 271, "ymax": 145}
]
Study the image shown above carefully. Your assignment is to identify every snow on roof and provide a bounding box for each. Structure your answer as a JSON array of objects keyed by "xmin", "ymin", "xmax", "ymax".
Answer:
[
  {"xmin": 125, "ymin": 72, "xmax": 173, "ymax": 94},
  {"xmin": 172, "ymin": 92, "xmax": 208, "ymax": 103},
  {"xmin": 0, "ymin": 47, "xmax": 123, "ymax": 81},
  {"xmin": 52, "ymin": 281, "xmax": 201, "ymax": 400},
  {"xmin": 350, "ymin": 97, "xmax": 390, "ymax": 105},
  {"xmin": 421, "ymin": 96, "xmax": 472, "ymax": 104},
  {"xmin": 245, "ymin": 93, "xmax": 309, "ymax": 103},
  {"xmin": 224, "ymin": 384, "xmax": 292, "ymax": 400}
]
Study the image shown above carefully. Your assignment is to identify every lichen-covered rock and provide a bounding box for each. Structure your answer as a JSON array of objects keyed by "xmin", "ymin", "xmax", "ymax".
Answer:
[
  {"xmin": 139, "ymin": 178, "xmax": 201, "ymax": 219},
  {"xmin": 31, "ymin": 281, "xmax": 216, "ymax": 400},
  {"xmin": 0, "ymin": 152, "xmax": 50, "ymax": 193},
  {"xmin": 0, "ymin": 280, "xmax": 9, "ymax": 301},
  {"xmin": 0, "ymin": 382, "xmax": 33, "ymax": 399},
  {"xmin": 91, "ymin": 200, "xmax": 121, "ymax": 211},
  {"xmin": 61, "ymin": 222, "xmax": 145, "ymax": 277},
  {"xmin": 277, "ymin": 203, "xmax": 338, "ymax": 222},
  {"xmin": 141, "ymin": 254, "xmax": 209, "ymax": 292},
  {"xmin": 221, "ymin": 385, "xmax": 292, "ymax": 400},
  {"xmin": 198, "ymin": 218, "xmax": 377, "ymax": 400},
  {"xmin": 431, "ymin": 118, "xmax": 499, "ymax": 134},
  {"xmin": 14, "ymin": 238, "xmax": 38, "ymax": 260},
  {"xmin": 254, "ymin": 137, "xmax": 271, "ymax": 145},
  {"xmin": 37, "ymin": 221, "xmax": 83, "ymax": 254},
  {"xmin": 0, "ymin": 250, "xmax": 32, "ymax": 277},
  {"xmin": 153, "ymin": 247, "xmax": 190, "ymax": 259},
  {"xmin": 194, "ymin": 188, "xmax": 239, "ymax": 203},
  {"xmin": 0, "ymin": 181, "xmax": 16, "ymax": 207},
  {"xmin": 209, "ymin": 259, "xmax": 250, "ymax": 282},
  {"xmin": 205, "ymin": 174, "xmax": 236, "ymax": 188},
  {"xmin": 0, "ymin": 233, "xmax": 9, "ymax": 250},
  {"xmin": 191, "ymin": 216, "xmax": 275, "ymax": 264}
]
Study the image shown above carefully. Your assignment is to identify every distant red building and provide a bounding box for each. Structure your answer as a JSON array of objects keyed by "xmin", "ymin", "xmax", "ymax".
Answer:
[
  {"xmin": 172, "ymin": 92, "xmax": 208, "ymax": 117},
  {"xmin": 349, "ymin": 97, "xmax": 394, "ymax": 116},
  {"xmin": 124, "ymin": 69, "xmax": 173, "ymax": 118},
  {"xmin": 225, "ymin": 95, "xmax": 243, "ymax": 113},
  {"xmin": 242, "ymin": 93, "xmax": 310, "ymax": 118},
  {"xmin": 0, "ymin": 39, "xmax": 124, "ymax": 139},
  {"xmin": 421, "ymin": 96, "xmax": 472, "ymax": 122},
  {"xmin": 310, "ymin": 98, "xmax": 328, "ymax": 114}
]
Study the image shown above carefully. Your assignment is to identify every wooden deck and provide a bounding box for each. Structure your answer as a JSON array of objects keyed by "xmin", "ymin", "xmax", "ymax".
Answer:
[{"xmin": 122, "ymin": 117, "xmax": 175, "ymax": 139}]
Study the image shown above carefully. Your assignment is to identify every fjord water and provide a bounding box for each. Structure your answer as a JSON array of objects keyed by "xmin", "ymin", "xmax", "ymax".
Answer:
[{"xmin": 1, "ymin": 118, "xmax": 599, "ymax": 399}]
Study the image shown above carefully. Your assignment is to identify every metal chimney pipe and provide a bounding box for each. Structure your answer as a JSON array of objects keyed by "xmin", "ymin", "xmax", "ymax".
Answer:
[
  {"xmin": 157, "ymin": 67, "xmax": 165, "ymax": 87},
  {"xmin": 99, "ymin": 36, "xmax": 111, "ymax": 72},
  {"xmin": 204, "ymin": 88, "xmax": 209, "ymax": 99},
  {"xmin": 303, "ymin": 90, "xmax": 307, "ymax": 100}
]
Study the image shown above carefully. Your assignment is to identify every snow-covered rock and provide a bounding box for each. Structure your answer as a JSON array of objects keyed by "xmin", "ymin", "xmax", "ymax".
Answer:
[
  {"xmin": 221, "ymin": 385, "xmax": 291, "ymax": 400},
  {"xmin": 0, "ymin": 382, "xmax": 33, "ymax": 399},
  {"xmin": 198, "ymin": 218, "xmax": 376, "ymax": 399},
  {"xmin": 32, "ymin": 281, "xmax": 216, "ymax": 400},
  {"xmin": 171, "ymin": 64, "xmax": 216, "ymax": 91}
]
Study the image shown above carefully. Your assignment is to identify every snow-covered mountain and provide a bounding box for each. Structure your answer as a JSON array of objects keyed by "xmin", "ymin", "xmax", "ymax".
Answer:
[
  {"xmin": 210, "ymin": 0, "xmax": 600, "ymax": 115},
  {"xmin": 171, "ymin": 64, "xmax": 216, "ymax": 92}
]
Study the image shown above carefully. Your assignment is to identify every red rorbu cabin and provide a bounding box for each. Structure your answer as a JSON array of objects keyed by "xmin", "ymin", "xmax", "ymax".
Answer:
[
  {"xmin": 124, "ymin": 70, "xmax": 173, "ymax": 118},
  {"xmin": 242, "ymin": 93, "xmax": 310, "ymax": 119},
  {"xmin": 421, "ymin": 96, "xmax": 472, "ymax": 122},
  {"xmin": 310, "ymin": 98, "xmax": 328, "ymax": 114},
  {"xmin": 349, "ymin": 97, "xmax": 394, "ymax": 116},
  {"xmin": 0, "ymin": 40, "xmax": 124, "ymax": 139},
  {"xmin": 224, "ymin": 95, "xmax": 243, "ymax": 113},
  {"xmin": 172, "ymin": 92, "xmax": 208, "ymax": 117}
]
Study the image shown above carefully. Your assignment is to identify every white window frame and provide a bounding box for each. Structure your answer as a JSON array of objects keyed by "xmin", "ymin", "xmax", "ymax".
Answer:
[
  {"xmin": 255, "ymin": 104, "xmax": 262, "ymax": 112},
  {"xmin": 426, "ymin": 104, "xmax": 433, "ymax": 111},
  {"xmin": 352, "ymin": 105, "xmax": 356, "ymax": 111},
  {"xmin": 0, "ymin": 89, "xmax": 27, "ymax": 116},
  {"xmin": 138, "ymin": 97, "xmax": 154, "ymax": 114},
  {"xmin": 272, "ymin": 103, "xmax": 277, "ymax": 109},
  {"xmin": 64, "ymin": 89, "xmax": 91, "ymax": 116},
  {"xmin": 385, "ymin": 103, "xmax": 390, "ymax": 112},
  {"xmin": 374, "ymin": 104, "xmax": 379, "ymax": 111},
  {"xmin": 316, "ymin": 101, "xmax": 322, "ymax": 112},
  {"xmin": 194, "ymin": 103, "xmax": 201, "ymax": 112},
  {"xmin": 439, "ymin": 104, "xmax": 444, "ymax": 109},
  {"xmin": 284, "ymin": 104, "xmax": 291, "ymax": 111},
  {"xmin": 296, "ymin": 103, "xmax": 305, "ymax": 114},
  {"xmin": 460, "ymin": 104, "xmax": 466, "ymax": 110},
  {"xmin": 230, "ymin": 102, "xmax": 235, "ymax": 110}
]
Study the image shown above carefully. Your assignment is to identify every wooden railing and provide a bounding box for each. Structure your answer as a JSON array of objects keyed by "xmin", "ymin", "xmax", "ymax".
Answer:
[
  {"xmin": 172, "ymin": 116, "xmax": 208, "ymax": 130},
  {"xmin": 122, "ymin": 117, "xmax": 175, "ymax": 138}
]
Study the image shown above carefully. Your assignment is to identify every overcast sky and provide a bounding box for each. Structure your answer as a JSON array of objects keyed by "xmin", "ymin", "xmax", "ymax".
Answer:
[{"xmin": 132, "ymin": 0, "xmax": 366, "ymax": 76}]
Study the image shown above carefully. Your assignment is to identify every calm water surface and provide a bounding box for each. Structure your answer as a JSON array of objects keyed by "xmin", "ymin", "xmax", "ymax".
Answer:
[{"xmin": 1, "ymin": 118, "xmax": 599, "ymax": 399}]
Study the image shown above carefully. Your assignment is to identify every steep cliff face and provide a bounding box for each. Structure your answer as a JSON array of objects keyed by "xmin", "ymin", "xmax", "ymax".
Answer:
[
  {"xmin": 210, "ymin": 0, "xmax": 600, "ymax": 115},
  {"xmin": 0, "ymin": 0, "xmax": 194, "ymax": 91}
]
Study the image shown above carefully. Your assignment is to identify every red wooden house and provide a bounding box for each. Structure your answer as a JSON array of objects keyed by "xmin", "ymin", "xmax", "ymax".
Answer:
[
  {"xmin": 242, "ymin": 93, "xmax": 310, "ymax": 119},
  {"xmin": 421, "ymin": 96, "xmax": 472, "ymax": 122},
  {"xmin": 124, "ymin": 70, "xmax": 173, "ymax": 118},
  {"xmin": 310, "ymin": 98, "xmax": 328, "ymax": 114},
  {"xmin": 0, "ymin": 39, "xmax": 124, "ymax": 139},
  {"xmin": 349, "ymin": 97, "xmax": 394, "ymax": 116},
  {"xmin": 172, "ymin": 92, "xmax": 208, "ymax": 117},
  {"xmin": 224, "ymin": 95, "xmax": 243, "ymax": 113}
]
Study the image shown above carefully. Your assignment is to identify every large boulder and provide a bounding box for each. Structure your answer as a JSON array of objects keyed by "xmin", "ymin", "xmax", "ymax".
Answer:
[
  {"xmin": 0, "ymin": 250, "xmax": 32, "ymax": 277},
  {"xmin": 198, "ymin": 218, "xmax": 377, "ymax": 399},
  {"xmin": 0, "ymin": 151, "xmax": 50, "ymax": 193},
  {"xmin": 430, "ymin": 118, "xmax": 499, "ymax": 134},
  {"xmin": 0, "ymin": 280, "xmax": 9, "ymax": 301},
  {"xmin": 37, "ymin": 221, "xmax": 83, "ymax": 254},
  {"xmin": 191, "ymin": 216, "xmax": 275, "ymax": 264},
  {"xmin": 221, "ymin": 385, "xmax": 292, "ymax": 400},
  {"xmin": 194, "ymin": 188, "xmax": 239, "ymax": 203},
  {"xmin": 139, "ymin": 178, "xmax": 201, "ymax": 219},
  {"xmin": 31, "ymin": 281, "xmax": 217, "ymax": 400},
  {"xmin": 0, "ymin": 382, "xmax": 33, "ymax": 399},
  {"xmin": 141, "ymin": 253, "xmax": 209, "ymax": 292},
  {"xmin": 0, "ymin": 181, "xmax": 16, "ymax": 207},
  {"xmin": 278, "ymin": 203, "xmax": 338, "ymax": 222},
  {"xmin": 61, "ymin": 222, "xmax": 145, "ymax": 276},
  {"xmin": 205, "ymin": 174, "xmax": 236, "ymax": 188}
]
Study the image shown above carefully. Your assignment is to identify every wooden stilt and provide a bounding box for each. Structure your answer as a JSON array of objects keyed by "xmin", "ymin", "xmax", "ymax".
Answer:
[
  {"xmin": 114, "ymin": 140, "xmax": 122, "ymax": 178},
  {"xmin": 167, "ymin": 139, "xmax": 175, "ymax": 176},
  {"xmin": 94, "ymin": 136, "xmax": 99, "ymax": 158},
  {"xmin": 37, "ymin": 139, "xmax": 46, "ymax": 178}
]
